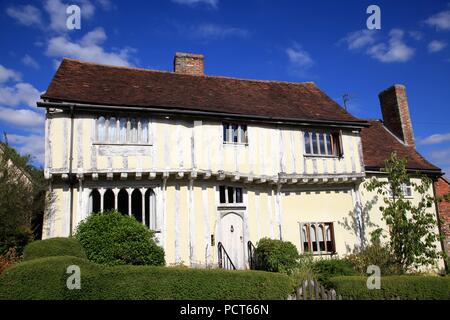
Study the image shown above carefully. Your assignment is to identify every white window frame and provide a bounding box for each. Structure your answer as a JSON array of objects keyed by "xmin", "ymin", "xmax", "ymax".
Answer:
[
  {"xmin": 303, "ymin": 130, "xmax": 342, "ymax": 157},
  {"xmin": 95, "ymin": 116, "xmax": 152, "ymax": 145},
  {"xmin": 223, "ymin": 123, "xmax": 248, "ymax": 145}
]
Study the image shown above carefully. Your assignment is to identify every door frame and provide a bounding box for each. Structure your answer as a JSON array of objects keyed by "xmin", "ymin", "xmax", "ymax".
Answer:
[{"xmin": 218, "ymin": 210, "xmax": 248, "ymax": 269}]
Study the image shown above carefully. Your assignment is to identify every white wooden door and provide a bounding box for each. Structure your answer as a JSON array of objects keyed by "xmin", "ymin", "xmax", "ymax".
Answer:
[{"xmin": 220, "ymin": 212, "xmax": 244, "ymax": 269}]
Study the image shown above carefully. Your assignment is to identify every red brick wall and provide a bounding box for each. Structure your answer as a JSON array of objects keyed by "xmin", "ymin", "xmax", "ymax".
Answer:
[
  {"xmin": 379, "ymin": 85, "xmax": 415, "ymax": 147},
  {"xmin": 173, "ymin": 52, "xmax": 204, "ymax": 76},
  {"xmin": 435, "ymin": 177, "xmax": 450, "ymax": 254}
]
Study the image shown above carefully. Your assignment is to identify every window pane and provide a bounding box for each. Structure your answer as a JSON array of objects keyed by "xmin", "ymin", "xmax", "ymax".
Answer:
[
  {"xmin": 119, "ymin": 118, "xmax": 127, "ymax": 143},
  {"xmin": 242, "ymin": 125, "xmax": 248, "ymax": 143},
  {"xmin": 235, "ymin": 188, "xmax": 243, "ymax": 203},
  {"xmin": 223, "ymin": 124, "xmax": 229, "ymax": 143},
  {"xmin": 130, "ymin": 119, "xmax": 137, "ymax": 143},
  {"xmin": 97, "ymin": 116, "xmax": 105, "ymax": 142},
  {"xmin": 312, "ymin": 132, "xmax": 319, "ymax": 154},
  {"xmin": 109, "ymin": 117, "xmax": 116, "ymax": 143},
  {"xmin": 319, "ymin": 133, "xmax": 326, "ymax": 154},
  {"xmin": 219, "ymin": 186, "xmax": 226, "ymax": 203},
  {"xmin": 325, "ymin": 134, "xmax": 332, "ymax": 155},
  {"xmin": 332, "ymin": 133, "xmax": 340, "ymax": 156},
  {"xmin": 141, "ymin": 119, "xmax": 148, "ymax": 143},
  {"xmin": 227, "ymin": 187, "xmax": 234, "ymax": 203},
  {"xmin": 304, "ymin": 132, "xmax": 311, "ymax": 154},
  {"xmin": 232, "ymin": 125, "xmax": 238, "ymax": 143}
]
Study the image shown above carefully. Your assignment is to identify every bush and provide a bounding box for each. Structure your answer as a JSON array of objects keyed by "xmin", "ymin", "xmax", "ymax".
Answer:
[
  {"xmin": 313, "ymin": 258, "xmax": 357, "ymax": 286},
  {"xmin": 0, "ymin": 247, "xmax": 21, "ymax": 275},
  {"xmin": 290, "ymin": 253, "xmax": 316, "ymax": 286},
  {"xmin": 328, "ymin": 275, "xmax": 450, "ymax": 300},
  {"xmin": 75, "ymin": 210, "xmax": 165, "ymax": 266},
  {"xmin": 255, "ymin": 237, "xmax": 300, "ymax": 274},
  {"xmin": 346, "ymin": 244, "xmax": 400, "ymax": 275},
  {"xmin": 0, "ymin": 256, "xmax": 293, "ymax": 300},
  {"xmin": 23, "ymin": 238, "xmax": 87, "ymax": 261}
]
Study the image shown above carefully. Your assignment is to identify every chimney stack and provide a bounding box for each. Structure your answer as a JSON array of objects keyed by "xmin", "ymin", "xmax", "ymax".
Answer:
[
  {"xmin": 378, "ymin": 84, "xmax": 415, "ymax": 147},
  {"xmin": 173, "ymin": 52, "xmax": 204, "ymax": 76}
]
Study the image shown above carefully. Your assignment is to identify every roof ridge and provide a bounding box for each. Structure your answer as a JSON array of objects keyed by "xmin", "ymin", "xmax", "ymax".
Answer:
[{"xmin": 61, "ymin": 58, "xmax": 317, "ymax": 87}]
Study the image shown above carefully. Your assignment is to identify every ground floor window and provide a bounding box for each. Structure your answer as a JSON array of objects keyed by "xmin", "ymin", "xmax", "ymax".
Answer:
[
  {"xmin": 300, "ymin": 222, "xmax": 335, "ymax": 254},
  {"xmin": 88, "ymin": 187, "xmax": 157, "ymax": 230}
]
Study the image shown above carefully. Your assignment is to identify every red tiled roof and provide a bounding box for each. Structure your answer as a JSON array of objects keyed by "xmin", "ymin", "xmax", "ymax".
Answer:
[
  {"xmin": 361, "ymin": 120, "xmax": 440, "ymax": 172},
  {"xmin": 41, "ymin": 58, "xmax": 363, "ymax": 124}
]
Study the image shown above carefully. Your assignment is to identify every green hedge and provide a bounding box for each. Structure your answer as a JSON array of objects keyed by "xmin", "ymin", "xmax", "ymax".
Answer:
[
  {"xmin": 329, "ymin": 275, "xmax": 450, "ymax": 300},
  {"xmin": 75, "ymin": 210, "xmax": 165, "ymax": 266},
  {"xmin": 23, "ymin": 238, "xmax": 87, "ymax": 261},
  {"xmin": 255, "ymin": 237, "xmax": 300, "ymax": 273},
  {"xmin": 0, "ymin": 256, "xmax": 293, "ymax": 300}
]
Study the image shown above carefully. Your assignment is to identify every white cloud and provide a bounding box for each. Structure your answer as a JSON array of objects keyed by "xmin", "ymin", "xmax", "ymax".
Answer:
[
  {"xmin": 425, "ymin": 10, "xmax": 450, "ymax": 31},
  {"xmin": 44, "ymin": 0, "xmax": 95, "ymax": 33},
  {"xmin": 0, "ymin": 83, "xmax": 41, "ymax": 108},
  {"xmin": 340, "ymin": 30, "xmax": 377, "ymax": 50},
  {"xmin": 408, "ymin": 30, "xmax": 424, "ymax": 41},
  {"xmin": 286, "ymin": 45, "xmax": 314, "ymax": 70},
  {"xmin": 22, "ymin": 55, "xmax": 40, "ymax": 69},
  {"xmin": 189, "ymin": 23, "xmax": 249, "ymax": 40},
  {"xmin": 367, "ymin": 29, "xmax": 414, "ymax": 63},
  {"xmin": 172, "ymin": 0, "xmax": 218, "ymax": 8},
  {"xmin": 0, "ymin": 107, "xmax": 44, "ymax": 128},
  {"xmin": 0, "ymin": 65, "xmax": 21, "ymax": 83},
  {"xmin": 6, "ymin": 4, "xmax": 43, "ymax": 27},
  {"xmin": 428, "ymin": 40, "xmax": 447, "ymax": 53},
  {"xmin": 419, "ymin": 133, "xmax": 450, "ymax": 145},
  {"xmin": 7, "ymin": 134, "xmax": 45, "ymax": 164},
  {"xmin": 46, "ymin": 28, "xmax": 136, "ymax": 66},
  {"xmin": 429, "ymin": 147, "xmax": 450, "ymax": 165}
]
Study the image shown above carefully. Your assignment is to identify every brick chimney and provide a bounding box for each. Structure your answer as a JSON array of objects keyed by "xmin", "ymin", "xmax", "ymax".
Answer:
[
  {"xmin": 379, "ymin": 84, "xmax": 415, "ymax": 147},
  {"xmin": 173, "ymin": 52, "xmax": 204, "ymax": 75}
]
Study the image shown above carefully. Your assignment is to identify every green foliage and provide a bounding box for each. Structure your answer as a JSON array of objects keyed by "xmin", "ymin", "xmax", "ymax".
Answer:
[
  {"xmin": 0, "ymin": 256, "xmax": 293, "ymax": 300},
  {"xmin": 346, "ymin": 243, "xmax": 400, "ymax": 275},
  {"xmin": 255, "ymin": 237, "xmax": 300, "ymax": 274},
  {"xmin": 23, "ymin": 238, "xmax": 87, "ymax": 261},
  {"xmin": 328, "ymin": 275, "xmax": 450, "ymax": 300},
  {"xmin": 365, "ymin": 152, "xmax": 441, "ymax": 272},
  {"xmin": 290, "ymin": 253, "xmax": 316, "ymax": 286},
  {"xmin": 75, "ymin": 210, "xmax": 165, "ymax": 266},
  {"xmin": 0, "ymin": 143, "xmax": 45, "ymax": 254},
  {"xmin": 312, "ymin": 258, "xmax": 357, "ymax": 286}
]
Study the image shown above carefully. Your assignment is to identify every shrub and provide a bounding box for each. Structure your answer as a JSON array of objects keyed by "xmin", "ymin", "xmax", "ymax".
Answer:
[
  {"xmin": 255, "ymin": 237, "xmax": 300, "ymax": 274},
  {"xmin": 0, "ymin": 247, "xmax": 21, "ymax": 275},
  {"xmin": 346, "ymin": 244, "xmax": 400, "ymax": 275},
  {"xmin": 290, "ymin": 253, "xmax": 316, "ymax": 286},
  {"xmin": 328, "ymin": 275, "xmax": 450, "ymax": 300},
  {"xmin": 75, "ymin": 210, "xmax": 165, "ymax": 266},
  {"xmin": 23, "ymin": 238, "xmax": 87, "ymax": 261},
  {"xmin": 0, "ymin": 256, "xmax": 293, "ymax": 300},
  {"xmin": 313, "ymin": 258, "xmax": 357, "ymax": 286}
]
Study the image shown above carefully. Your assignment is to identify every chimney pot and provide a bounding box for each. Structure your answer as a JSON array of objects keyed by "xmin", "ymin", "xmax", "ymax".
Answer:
[
  {"xmin": 173, "ymin": 52, "xmax": 204, "ymax": 75},
  {"xmin": 379, "ymin": 84, "xmax": 415, "ymax": 147}
]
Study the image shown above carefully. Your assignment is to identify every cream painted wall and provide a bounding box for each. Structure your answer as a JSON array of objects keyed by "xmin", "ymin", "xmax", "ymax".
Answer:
[{"xmin": 45, "ymin": 112, "xmax": 365, "ymax": 178}]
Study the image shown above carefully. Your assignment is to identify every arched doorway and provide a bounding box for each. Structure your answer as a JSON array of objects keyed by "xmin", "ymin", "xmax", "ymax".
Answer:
[{"xmin": 220, "ymin": 212, "xmax": 245, "ymax": 269}]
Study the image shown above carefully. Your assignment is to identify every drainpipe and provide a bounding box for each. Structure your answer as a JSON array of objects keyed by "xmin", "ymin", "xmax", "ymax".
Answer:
[{"xmin": 68, "ymin": 105, "xmax": 75, "ymax": 236}]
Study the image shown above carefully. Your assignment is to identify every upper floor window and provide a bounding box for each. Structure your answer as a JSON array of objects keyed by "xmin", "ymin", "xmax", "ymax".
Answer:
[
  {"xmin": 300, "ymin": 222, "xmax": 335, "ymax": 254},
  {"xmin": 223, "ymin": 123, "xmax": 248, "ymax": 144},
  {"xmin": 388, "ymin": 182, "xmax": 413, "ymax": 198},
  {"xmin": 304, "ymin": 131, "xmax": 342, "ymax": 157},
  {"xmin": 219, "ymin": 186, "xmax": 243, "ymax": 204},
  {"xmin": 96, "ymin": 116, "xmax": 150, "ymax": 144}
]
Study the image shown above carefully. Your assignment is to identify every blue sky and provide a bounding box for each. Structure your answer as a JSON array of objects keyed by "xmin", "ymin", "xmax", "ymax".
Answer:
[{"xmin": 0, "ymin": 0, "xmax": 449, "ymax": 175}]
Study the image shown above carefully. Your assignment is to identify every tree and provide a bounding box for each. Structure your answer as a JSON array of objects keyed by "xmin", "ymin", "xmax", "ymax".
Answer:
[
  {"xmin": 365, "ymin": 152, "xmax": 442, "ymax": 272},
  {"xmin": 0, "ymin": 142, "xmax": 45, "ymax": 254}
]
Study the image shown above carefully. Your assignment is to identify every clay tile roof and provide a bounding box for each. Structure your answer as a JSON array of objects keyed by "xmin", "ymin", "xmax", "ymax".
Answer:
[
  {"xmin": 361, "ymin": 120, "xmax": 440, "ymax": 172},
  {"xmin": 41, "ymin": 58, "xmax": 364, "ymax": 124}
]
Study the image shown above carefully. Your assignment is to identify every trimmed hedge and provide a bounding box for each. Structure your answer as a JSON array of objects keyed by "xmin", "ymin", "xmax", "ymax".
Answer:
[
  {"xmin": 0, "ymin": 256, "xmax": 293, "ymax": 300},
  {"xmin": 75, "ymin": 210, "xmax": 165, "ymax": 266},
  {"xmin": 23, "ymin": 238, "xmax": 87, "ymax": 261},
  {"xmin": 313, "ymin": 258, "xmax": 357, "ymax": 286},
  {"xmin": 328, "ymin": 275, "xmax": 450, "ymax": 300},
  {"xmin": 255, "ymin": 237, "xmax": 300, "ymax": 273}
]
